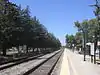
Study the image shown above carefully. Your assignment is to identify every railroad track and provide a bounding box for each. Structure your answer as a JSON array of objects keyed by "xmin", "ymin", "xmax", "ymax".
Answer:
[
  {"xmin": 0, "ymin": 55, "xmax": 29, "ymax": 66},
  {"xmin": 0, "ymin": 52, "xmax": 51, "ymax": 66},
  {"xmin": 0, "ymin": 50, "xmax": 61, "ymax": 75},
  {"xmin": 23, "ymin": 50, "xmax": 63, "ymax": 75},
  {"xmin": 0, "ymin": 54, "xmax": 45, "ymax": 71}
]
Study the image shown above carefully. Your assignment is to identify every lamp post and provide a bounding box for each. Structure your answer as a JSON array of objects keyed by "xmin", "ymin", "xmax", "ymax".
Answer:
[
  {"xmin": 81, "ymin": 29, "xmax": 86, "ymax": 61},
  {"xmin": 83, "ymin": 30, "xmax": 86, "ymax": 61}
]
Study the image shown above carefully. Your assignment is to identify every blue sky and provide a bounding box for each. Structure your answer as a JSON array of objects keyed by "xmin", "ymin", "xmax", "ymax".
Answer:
[{"xmin": 10, "ymin": 0, "xmax": 95, "ymax": 45}]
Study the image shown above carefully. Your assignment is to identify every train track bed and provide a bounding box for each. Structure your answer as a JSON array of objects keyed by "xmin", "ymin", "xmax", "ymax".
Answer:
[
  {"xmin": 51, "ymin": 51, "xmax": 63, "ymax": 75},
  {"xmin": 0, "ymin": 54, "xmax": 43, "ymax": 71},
  {"xmin": 0, "ymin": 52, "xmax": 38, "ymax": 65},
  {"xmin": 0, "ymin": 50, "xmax": 60, "ymax": 75},
  {"xmin": 26, "ymin": 51, "xmax": 62, "ymax": 75}
]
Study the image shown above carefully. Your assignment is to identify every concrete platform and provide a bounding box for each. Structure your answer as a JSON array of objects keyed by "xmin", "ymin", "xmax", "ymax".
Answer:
[{"xmin": 66, "ymin": 48, "xmax": 100, "ymax": 75}]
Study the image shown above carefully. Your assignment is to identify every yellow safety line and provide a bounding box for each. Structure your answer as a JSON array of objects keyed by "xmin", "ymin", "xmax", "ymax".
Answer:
[
  {"xmin": 60, "ymin": 49, "xmax": 70, "ymax": 75},
  {"xmin": 67, "ymin": 49, "xmax": 78, "ymax": 75}
]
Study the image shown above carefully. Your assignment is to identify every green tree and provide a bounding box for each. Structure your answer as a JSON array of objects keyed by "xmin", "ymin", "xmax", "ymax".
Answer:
[
  {"xmin": 65, "ymin": 34, "xmax": 75, "ymax": 48},
  {"xmin": 0, "ymin": 0, "xmax": 61, "ymax": 56}
]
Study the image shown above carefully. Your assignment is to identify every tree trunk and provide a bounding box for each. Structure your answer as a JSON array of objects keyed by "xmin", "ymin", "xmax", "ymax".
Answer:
[
  {"xmin": 2, "ymin": 47, "xmax": 6, "ymax": 56},
  {"xmin": 17, "ymin": 46, "xmax": 20, "ymax": 53},
  {"xmin": 99, "ymin": 49, "xmax": 100, "ymax": 59},
  {"xmin": 37, "ymin": 48, "xmax": 39, "ymax": 53},
  {"xmin": 94, "ymin": 32, "xmax": 98, "ymax": 64},
  {"xmin": 26, "ymin": 46, "xmax": 28, "ymax": 53},
  {"xmin": 33, "ymin": 48, "xmax": 35, "ymax": 52}
]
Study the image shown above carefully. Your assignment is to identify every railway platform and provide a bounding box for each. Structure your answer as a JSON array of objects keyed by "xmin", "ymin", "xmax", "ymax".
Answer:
[{"xmin": 60, "ymin": 48, "xmax": 100, "ymax": 75}]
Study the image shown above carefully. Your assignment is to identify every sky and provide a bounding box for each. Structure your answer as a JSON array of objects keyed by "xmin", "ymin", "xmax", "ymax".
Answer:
[{"xmin": 10, "ymin": 0, "xmax": 95, "ymax": 46}]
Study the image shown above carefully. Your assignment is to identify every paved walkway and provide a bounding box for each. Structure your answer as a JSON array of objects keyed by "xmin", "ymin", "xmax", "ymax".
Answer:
[
  {"xmin": 66, "ymin": 48, "xmax": 100, "ymax": 75},
  {"xmin": 60, "ymin": 48, "xmax": 100, "ymax": 75}
]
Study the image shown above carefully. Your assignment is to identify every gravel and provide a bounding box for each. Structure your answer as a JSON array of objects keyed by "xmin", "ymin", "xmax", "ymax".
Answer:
[
  {"xmin": 51, "ymin": 51, "xmax": 63, "ymax": 75},
  {"xmin": 29, "ymin": 51, "xmax": 62, "ymax": 75},
  {"xmin": 0, "ymin": 50, "xmax": 60, "ymax": 75}
]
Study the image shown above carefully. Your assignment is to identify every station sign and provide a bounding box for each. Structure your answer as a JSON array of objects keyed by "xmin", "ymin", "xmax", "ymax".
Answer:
[
  {"xmin": 86, "ymin": 42, "xmax": 94, "ymax": 55},
  {"xmin": 98, "ymin": 41, "xmax": 100, "ymax": 46},
  {"xmin": 91, "ymin": 43, "xmax": 94, "ymax": 55}
]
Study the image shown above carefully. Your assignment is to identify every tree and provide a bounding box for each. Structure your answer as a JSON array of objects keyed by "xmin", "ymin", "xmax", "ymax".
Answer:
[
  {"xmin": 0, "ymin": 0, "xmax": 22, "ymax": 55},
  {"xmin": 74, "ymin": 32, "xmax": 82, "ymax": 50},
  {"xmin": 74, "ymin": 20, "xmax": 89, "ymax": 46},
  {"xmin": 65, "ymin": 34, "xmax": 75, "ymax": 48},
  {"xmin": 0, "ymin": 0, "xmax": 61, "ymax": 56},
  {"xmin": 90, "ymin": 0, "xmax": 100, "ymax": 63}
]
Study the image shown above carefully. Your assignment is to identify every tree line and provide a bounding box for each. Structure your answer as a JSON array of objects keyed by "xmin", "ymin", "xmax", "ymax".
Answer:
[
  {"xmin": 66, "ymin": 19, "xmax": 99, "ymax": 49},
  {"xmin": 0, "ymin": 0, "xmax": 61, "ymax": 56},
  {"xmin": 65, "ymin": 0, "xmax": 100, "ymax": 52}
]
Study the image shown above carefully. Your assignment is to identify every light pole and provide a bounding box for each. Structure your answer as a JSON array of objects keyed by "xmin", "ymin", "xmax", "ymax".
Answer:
[
  {"xmin": 81, "ymin": 29, "xmax": 86, "ymax": 61},
  {"xmin": 83, "ymin": 30, "xmax": 86, "ymax": 61}
]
